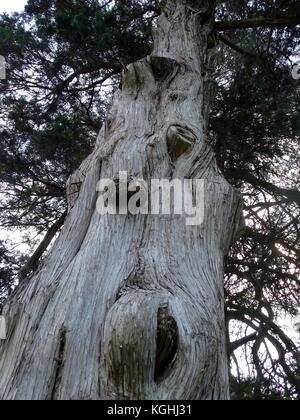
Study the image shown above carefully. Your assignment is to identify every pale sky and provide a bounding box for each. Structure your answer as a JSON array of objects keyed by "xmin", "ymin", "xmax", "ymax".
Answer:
[{"xmin": 0, "ymin": 0, "xmax": 27, "ymax": 13}]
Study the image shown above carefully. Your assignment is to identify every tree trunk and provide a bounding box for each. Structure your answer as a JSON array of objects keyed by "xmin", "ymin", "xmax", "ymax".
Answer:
[{"xmin": 0, "ymin": 0, "xmax": 243, "ymax": 400}]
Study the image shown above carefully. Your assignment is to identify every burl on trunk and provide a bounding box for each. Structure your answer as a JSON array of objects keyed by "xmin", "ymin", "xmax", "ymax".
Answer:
[{"xmin": 0, "ymin": 1, "xmax": 243, "ymax": 400}]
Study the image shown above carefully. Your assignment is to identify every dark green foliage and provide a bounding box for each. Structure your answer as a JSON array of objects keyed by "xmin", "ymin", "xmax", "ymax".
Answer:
[
  {"xmin": 0, "ymin": 0, "xmax": 157, "ymax": 260},
  {"xmin": 213, "ymin": 1, "xmax": 300, "ymax": 399},
  {"xmin": 0, "ymin": 241, "xmax": 23, "ymax": 308},
  {"xmin": 230, "ymin": 377, "xmax": 295, "ymax": 400}
]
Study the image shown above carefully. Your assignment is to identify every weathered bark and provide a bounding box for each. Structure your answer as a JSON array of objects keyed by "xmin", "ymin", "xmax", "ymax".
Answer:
[{"xmin": 0, "ymin": 0, "xmax": 243, "ymax": 400}]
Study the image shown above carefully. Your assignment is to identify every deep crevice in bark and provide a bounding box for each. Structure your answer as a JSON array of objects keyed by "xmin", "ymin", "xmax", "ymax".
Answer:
[
  {"xmin": 148, "ymin": 56, "xmax": 179, "ymax": 82},
  {"xmin": 50, "ymin": 326, "xmax": 67, "ymax": 400},
  {"xmin": 154, "ymin": 306, "xmax": 178, "ymax": 383},
  {"xmin": 167, "ymin": 125, "xmax": 197, "ymax": 162}
]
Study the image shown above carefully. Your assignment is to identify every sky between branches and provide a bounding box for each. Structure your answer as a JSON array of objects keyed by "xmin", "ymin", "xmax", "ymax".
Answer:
[{"xmin": 0, "ymin": 0, "xmax": 26, "ymax": 13}]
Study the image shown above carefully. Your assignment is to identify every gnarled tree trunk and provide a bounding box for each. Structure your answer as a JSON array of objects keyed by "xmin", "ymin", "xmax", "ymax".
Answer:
[{"xmin": 0, "ymin": 0, "xmax": 243, "ymax": 400}]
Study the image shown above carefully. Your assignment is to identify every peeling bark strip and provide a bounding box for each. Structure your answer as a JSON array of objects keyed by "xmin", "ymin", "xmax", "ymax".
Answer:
[{"xmin": 0, "ymin": 0, "xmax": 243, "ymax": 400}]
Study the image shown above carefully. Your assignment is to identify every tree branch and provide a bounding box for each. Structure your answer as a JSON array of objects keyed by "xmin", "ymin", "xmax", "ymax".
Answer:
[
  {"xmin": 18, "ymin": 211, "xmax": 67, "ymax": 281},
  {"xmin": 228, "ymin": 305, "xmax": 299, "ymax": 356},
  {"xmin": 228, "ymin": 310, "xmax": 300, "ymax": 393},
  {"xmin": 230, "ymin": 332, "xmax": 258, "ymax": 352},
  {"xmin": 228, "ymin": 169, "xmax": 300, "ymax": 206},
  {"xmin": 218, "ymin": 34, "xmax": 256, "ymax": 56},
  {"xmin": 216, "ymin": 15, "xmax": 300, "ymax": 31}
]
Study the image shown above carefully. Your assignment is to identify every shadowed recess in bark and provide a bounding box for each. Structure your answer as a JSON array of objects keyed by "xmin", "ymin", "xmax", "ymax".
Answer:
[
  {"xmin": 154, "ymin": 306, "xmax": 178, "ymax": 382},
  {"xmin": 167, "ymin": 125, "xmax": 197, "ymax": 161},
  {"xmin": 148, "ymin": 56, "xmax": 179, "ymax": 82},
  {"xmin": 50, "ymin": 326, "xmax": 67, "ymax": 400}
]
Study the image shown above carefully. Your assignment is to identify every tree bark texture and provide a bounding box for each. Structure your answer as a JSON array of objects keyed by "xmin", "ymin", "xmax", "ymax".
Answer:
[{"xmin": 0, "ymin": 0, "xmax": 243, "ymax": 400}]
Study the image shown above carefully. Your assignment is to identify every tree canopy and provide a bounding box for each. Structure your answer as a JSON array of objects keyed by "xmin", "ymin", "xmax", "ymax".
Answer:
[{"xmin": 0, "ymin": 0, "xmax": 299, "ymax": 399}]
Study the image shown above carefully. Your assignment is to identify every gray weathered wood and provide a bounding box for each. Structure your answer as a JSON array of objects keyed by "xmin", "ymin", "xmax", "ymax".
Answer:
[{"xmin": 0, "ymin": 0, "xmax": 243, "ymax": 400}]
